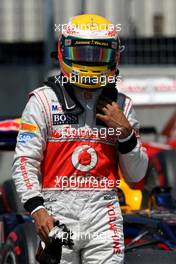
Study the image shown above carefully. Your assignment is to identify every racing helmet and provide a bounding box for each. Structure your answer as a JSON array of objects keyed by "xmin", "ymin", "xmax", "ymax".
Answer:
[{"xmin": 58, "ymin": 14, "xmax": 122, "ymax": 89}]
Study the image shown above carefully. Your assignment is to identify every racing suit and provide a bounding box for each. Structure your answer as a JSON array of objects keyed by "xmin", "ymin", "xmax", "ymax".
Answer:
[{"xmin": 12, "ymin": 80, "xmax": 148, "ymax": 264}]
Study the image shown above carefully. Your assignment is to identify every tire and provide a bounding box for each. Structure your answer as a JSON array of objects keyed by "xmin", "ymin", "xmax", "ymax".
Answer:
[
  {"xmin": 2, "ymin": 222, "xmax": 38, "ymax": 264},
  {"xmin": 125, "ymin": 249, "xmax": 176, "ymax": 264},
  {"xmin": 3, "ymin": 250, "xmax": 17, "ymax": 264},
  {"xmin": 2, "ymin": 179, "xmax": 24, "ymax": 213}
]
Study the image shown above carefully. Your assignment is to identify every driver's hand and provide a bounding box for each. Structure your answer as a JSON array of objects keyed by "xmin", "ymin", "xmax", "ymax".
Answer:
[
  {"xmin": 96, "ymin": 95, "xmax": 132, "ymax": 139},
  {"xmin": 32, "ymin": 208, "xmax": 55, "ymax": 243}
]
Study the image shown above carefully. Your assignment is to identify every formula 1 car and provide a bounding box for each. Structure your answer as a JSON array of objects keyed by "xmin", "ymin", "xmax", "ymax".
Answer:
[
  {"xmin": 119, "ymin": 147, "xmax": 176, "ymax": 263},
  {"xmin": 136, "ymin": 125, "xmax": 176, "ymax": 203},
  {"xmin": 117, "ymin": 77, "xmax": 176, "ymax": 202},
  {"xmin": 0, "ymin": 118, "xmax": 38, "ymax": 264},
  {"xmin": 123, "ymin": 210, "xmax": 176, "ymax": 264}
]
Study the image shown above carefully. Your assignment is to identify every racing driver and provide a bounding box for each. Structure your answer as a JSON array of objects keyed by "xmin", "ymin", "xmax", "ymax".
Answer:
[{"xmin": 12, "ymin": 14, "xmax": 148, "ymax": 264}]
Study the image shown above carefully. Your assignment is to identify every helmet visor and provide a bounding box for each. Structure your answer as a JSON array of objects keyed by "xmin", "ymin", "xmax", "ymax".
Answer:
[{"xmin": 63, "ymin": 45, "xmax": 116, "ymax": 64}]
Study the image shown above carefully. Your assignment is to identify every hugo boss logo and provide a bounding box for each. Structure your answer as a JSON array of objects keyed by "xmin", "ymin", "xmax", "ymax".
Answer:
[{"xmin": 52, "ymin": 113, "xmax": 78, "ymax": 125}]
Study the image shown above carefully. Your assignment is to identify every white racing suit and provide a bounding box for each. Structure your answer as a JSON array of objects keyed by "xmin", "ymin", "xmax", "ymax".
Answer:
[{"xmin": 12, "ymin": 80, "xmax": 148, "ymax": 264}]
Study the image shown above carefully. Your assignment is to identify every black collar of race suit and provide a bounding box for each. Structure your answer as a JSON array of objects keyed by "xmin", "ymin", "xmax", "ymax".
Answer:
[
  {"xmin": 44, "ymin": 75, "xmax": 84, "ymax": 115},
  {"xmin": 44, "ymin": 75, "xmax": 125, "ymax": 114}
]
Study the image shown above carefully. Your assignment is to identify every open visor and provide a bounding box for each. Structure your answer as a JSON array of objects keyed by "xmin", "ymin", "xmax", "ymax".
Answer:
[{"xmin": 63, "ymin": 46, "xmax": 116, "ymax": 64}]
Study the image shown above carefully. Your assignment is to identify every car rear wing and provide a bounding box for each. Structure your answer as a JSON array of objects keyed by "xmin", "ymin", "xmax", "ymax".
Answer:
[
  {"xmin": 0, "ymin": 131, "xmax": 18, "ymax": 150},
  {"xmin": 0, "ymin": 118, "xmax": 20, "ymax": 150}
]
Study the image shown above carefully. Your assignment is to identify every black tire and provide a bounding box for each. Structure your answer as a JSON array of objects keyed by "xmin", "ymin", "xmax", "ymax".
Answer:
[
  {"xmin": 2, "ymin": 179, "xmax": 24, "ymax": 213},
  {"xmin": 2, "ymin": 250, "xmax": 17, "ymax": 264},
  {"xmin": 125, "ymin": 249, "xmax": 176, "ymax": 264},
  {"xmin": 2, "ymin": 222, "xmax": 38, "ymax": 264}
]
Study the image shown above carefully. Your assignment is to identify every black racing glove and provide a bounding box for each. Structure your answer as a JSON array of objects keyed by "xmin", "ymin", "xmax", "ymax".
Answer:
[{"xmin": 36, "ymin": 221, "xmax": 74, "ymax": 264}]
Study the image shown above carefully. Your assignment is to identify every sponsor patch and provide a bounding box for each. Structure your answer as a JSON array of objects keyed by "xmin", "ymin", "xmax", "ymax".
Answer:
[
  {"xmin": 104, "ymin": 194, "xmax": 116, "ymax": 200},
  {"xmin": 18, "ymin": 132, "xmax": 36, "ymax": 143},
  {"xmin": 20, "ymin": 157, "xmax": 33, "ymax": 189},
  {"xmin": 52, "ymin": 114, "xmax": 78, "ymax": 125},
  {"xmin": 65, "ymin": 39, "xmax": 72, "ymax": 46},
  {"xmin": 73, "ymin": 40, "xmax": 109, "ymax": 47},
  {"xmin": 51, "ymin": 104, "xmax": 63, "ymax": 112},
  {"xmin": 20, "ymin": 122, "xmax": 39, "ymax": 132},
  {"xmin": 107, "ymin": 203, "xmax": 120, "ymax": 254}
]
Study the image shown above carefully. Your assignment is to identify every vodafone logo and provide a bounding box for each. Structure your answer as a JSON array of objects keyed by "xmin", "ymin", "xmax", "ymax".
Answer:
[{"xmin": 71, "ymin": 145, "xmax": 97, "ymax": 172}]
